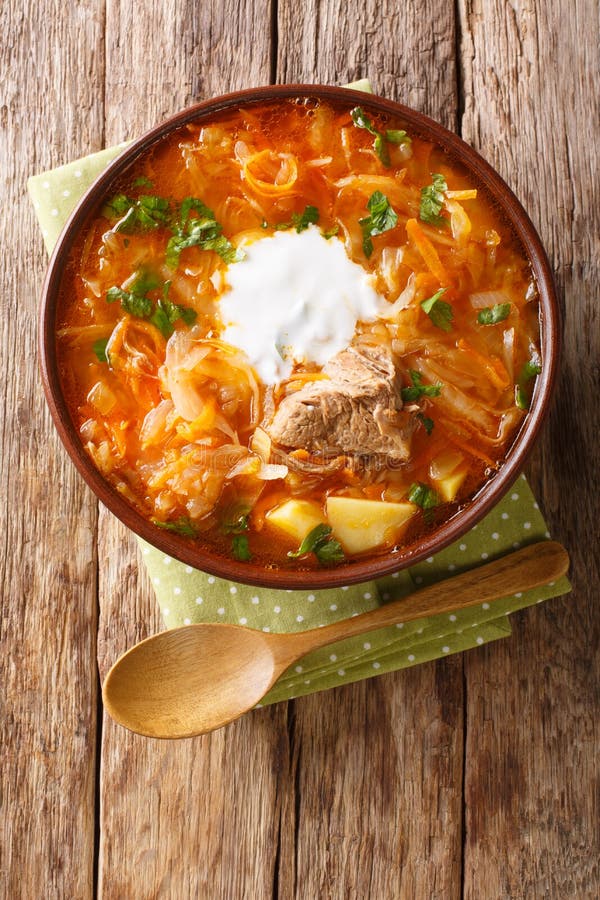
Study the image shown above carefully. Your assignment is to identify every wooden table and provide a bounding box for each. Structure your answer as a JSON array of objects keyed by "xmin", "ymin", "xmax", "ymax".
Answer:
[{"xmin": 2, "ymin": 2, "xmax": 598, "ymax": 897}]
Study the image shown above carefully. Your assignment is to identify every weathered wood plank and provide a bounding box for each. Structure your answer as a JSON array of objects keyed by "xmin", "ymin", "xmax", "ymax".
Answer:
[
  {"xmin": 277, "ymin": 0, "xmax": 457, "ymax": 131},
  {"xmin": 276, "ymin": 4, "xmax": 463, "ymax": 898},
  {"xmin": 459, "ymin": 1, "xmax": 600, "ymax": 896},
  {"xmin": 0, "ymin": 2, "xmax": 105, "ymax": 896},
  {"xmin": 287, "ymin": 662, "xmax": 464, "ymax": 899},
  {"xmin": 96, "ymin": 2, "xmax": 280, "ymax": 897}
]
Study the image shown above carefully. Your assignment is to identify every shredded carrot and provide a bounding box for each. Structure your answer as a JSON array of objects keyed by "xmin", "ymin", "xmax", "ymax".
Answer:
[
  {"xmin": 242, "ymin": 150, "xmax": 299, "ymax": 196},
  {"xmin": 405, "ymin": 218, "xmax": 448, "ymax": 283},
  {"xmin": 446, "ymin": 189, "xmax": 477, "ymax": 200},
  {"xmin": 457, "ymin": 339, "xmax": 510, "ymax": 390}
]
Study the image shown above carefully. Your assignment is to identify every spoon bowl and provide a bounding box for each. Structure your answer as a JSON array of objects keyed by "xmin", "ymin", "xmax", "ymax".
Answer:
[
  {"xmin": 103, "ymin": 541, "xmax": 569, "ymax": 739},
  {"xmin": 104, "ymin": 624, "xmax": 281, "ymax": 737}
]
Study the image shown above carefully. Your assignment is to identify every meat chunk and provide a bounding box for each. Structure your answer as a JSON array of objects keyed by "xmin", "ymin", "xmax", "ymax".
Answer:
[{"xmin": 265, "ymin": 345, "xmax": 414, "ymax": 460}]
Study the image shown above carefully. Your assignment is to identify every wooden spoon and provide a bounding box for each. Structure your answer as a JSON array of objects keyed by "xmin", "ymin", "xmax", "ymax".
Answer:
[{"xmin": 102, "ymin": 541, "xmax": 568, "ymax": 739}]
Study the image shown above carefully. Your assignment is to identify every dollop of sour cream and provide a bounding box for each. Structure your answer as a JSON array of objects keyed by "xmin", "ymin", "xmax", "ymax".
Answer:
[{"xmin": 218, "ymin": 227, "xmax": 385, "ymax": 383}]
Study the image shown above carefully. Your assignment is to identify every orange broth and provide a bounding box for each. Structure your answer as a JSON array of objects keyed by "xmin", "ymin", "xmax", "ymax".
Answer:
[{"xmin": 57, "ymin": 97, "xmax": 541, "ymax": 569}]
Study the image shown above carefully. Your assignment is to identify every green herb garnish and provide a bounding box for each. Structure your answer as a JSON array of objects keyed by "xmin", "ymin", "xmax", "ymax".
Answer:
[
  {"xmin": 106, "ymin": 269, "xmax": 159, "ymax": 317},
  {"xmin": 321, "ymin": 224, "xmax": 340, "ymax": 240},
  {"xmin": 92, "ymin": 338, "xmax": 109, "ymax": 363},
  {"xmin": 106, "ymin": 271, "xmax": 196, "ymax": 332},
  {"xmin": 106, "ymin": 285, "xmax": 153, "ymax": 318},
  {"xmin": 264, "ymin": 206, "xmax": 320, "ymax": 234},
  {"xmin": 288, "ymin": 523, "xmax": 344, "ymax": 565},
  {"xmin": 419, "ymin": 173, "xmax": 447, "ymax": 226},
  {"xmin": 149, "ymin": 281, "xmax": 197, "ymax": 338},
  {"xmin": 477, "ymin": 303, "xmax": 511, "ymax": 325},
  {"xmin": 292, "ymin": 205, "xmax": 319, "ymax": 232},
  {"xmin": 221, "ymin": 507, "xmax": 251, "ymax": 535},
  {"xmin": 408, "ymin": 482, "xmax": 440, "ymax": 522},
  {"xmin": 515, "ymin": 359, "xmax": 542, "ymax": 409},
  {"xmin": 102, "ymin": 193, "xmax": 170, "ymax": 232},
  {"xmin": 350, "ymin": 108, "xmax": 410, "ymax": 166},
  {"xmin": 385, "ymin": 129, "xmax": 410, "ymax": 146},
  {"xmin": 416, "ymin": 412, "xmax": 434, "ymax": 435},
  {"xmin": 420, "ymin": 287, "xmax": 453, "ymax": 332},
  {"xmin": 166, "ymin": 196, "xmax": 243, "ymax": 269},
  {"xmin": 232, "ymin": 534, "xmax": 252, "ymax": 561},
  {"xmin": 154, "ymin": 517, "xmax": 197, "ymax": 537},
  {"xmin": 401, "ymin": 370, "xmax": 443, "ymax": 402},
  {"xmin": 132, "ymin": 175, "xmax": 153, "ymax": 189},
  {"xmin": 150, "ymin": 298, "xmax": 197, "ymax": 338},
  {"xmin": 359, "ymin": 191, "xmax": 398, "ymax": 257},
  {"xmin": 350, "ymin": 107, "xmax": 390, "ymax": 165}
]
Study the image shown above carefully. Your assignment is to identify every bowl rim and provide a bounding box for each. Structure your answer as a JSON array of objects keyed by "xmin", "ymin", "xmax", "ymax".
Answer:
[{"xmin": 39, "ymin": 83, "xmax": 561, "ymax": 589}]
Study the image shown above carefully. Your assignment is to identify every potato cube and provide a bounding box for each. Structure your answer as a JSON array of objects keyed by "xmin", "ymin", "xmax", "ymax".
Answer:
[
  {"xmin": 265, "ymin": 499, "xmax": 326, "ymax": 543},
  {"xmin": 326, "ymin": 496, "xmax": 416, "ymax": 555}
]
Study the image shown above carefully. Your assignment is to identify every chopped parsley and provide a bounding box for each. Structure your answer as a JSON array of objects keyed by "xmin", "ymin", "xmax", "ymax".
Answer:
[
  {"xmin": 265, "ymin": 205, "xmax": 321, "ymax": 234},
  {"xmin": 166, "ymin": 196, "xmax": 243, "ymax": 269},
  {"xmin": 102, "ymin": 193, "xmax": 170, "ymax": 232},
  {"xmin": 106, "ymin": 270, "xmax": 196, "ymax": 333},
  {"xmin": 359, "ymin": 191, "xmax": 398, "ymax": 257},
  {"xmin": 288, "ymin": 523, "xmax": 345, "ymax": 566},
  {"xmin": 385, "ymin": 129, "xmax": 410, "ymax": 146},
  {"xmin": 221, "ymin": 506, "xmax": 251, "ymax": 534},
  {"xmin": 149, "ymin": 282, "xmax": 197, "ymax": 338},
  {"xmin": 419, "ymin": 173, "xmax": 447, "ymax": 226},
  {"xmin": 516, "ymin": 358, "xmax": 542, "ymax": 409},
  {"xmin": 321, "ymin": 224, "xmax": 340, "ymax": 240},
  {"xmin": 401, "ymin": 370, "xmax": 443, "ymax": 402},
  {"xmin": 154, "ymin": 517, "xmax": 197, "ymax": 537},
  {"xmin": 350, "ymin": 107, "xmax": 411, "ymax": 166},
  {"xmin": 408, "ymin": 482, "xmax": 440, "ymax": 522},
  {"xmin": 231, "ymin": 534, "xmax": 252, "ymax": 561},
  {"xmin": 103, "ymin": 192, "xmax": 243, "ymax": 269},
  {"xmin": 292, "ymin": 205, "xmax": 319, "ymax": 232},
  {"xmin": 132, "ymin": 175, "xmax": 154, "ymax": 189},
  {"xmin": 92, "ymin": 337, "xmax": 109, "ymax": 363},
  {"xmin": 417, "ymin": 412, "xmax": 434, "ymax": 435},
  {"xmin": 477, "ymin": 303, "xmax": 511, "ymax": 325},
  {"xmin": 420, "ymin": 287, "xmax": 453, "ymax": 332},
  {"xmin": 106, "ymin": 285, "xmax": 153, "ymax": 318}
]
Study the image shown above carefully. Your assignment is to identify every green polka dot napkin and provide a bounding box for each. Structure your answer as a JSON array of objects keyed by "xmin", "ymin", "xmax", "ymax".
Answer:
[{"xmin": 28, "ymin": 81, "xmax": 570, "ymax": 706}]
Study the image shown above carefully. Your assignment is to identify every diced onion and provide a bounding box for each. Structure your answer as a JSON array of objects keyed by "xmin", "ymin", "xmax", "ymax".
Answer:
[{"xmin": 87, "ymin": 381, "xmax": 117, "ymax": 415}]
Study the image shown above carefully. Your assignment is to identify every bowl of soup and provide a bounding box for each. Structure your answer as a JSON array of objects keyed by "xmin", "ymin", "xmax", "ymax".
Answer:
[{"xmin": 40, "ymin": 85, "xmax": 560, "ymax": 588}]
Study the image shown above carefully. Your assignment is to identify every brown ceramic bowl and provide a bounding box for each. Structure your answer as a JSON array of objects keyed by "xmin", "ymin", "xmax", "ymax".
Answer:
[{"xmin": 40, "ymin": 84, "xmax": 560, "ymax": 589}]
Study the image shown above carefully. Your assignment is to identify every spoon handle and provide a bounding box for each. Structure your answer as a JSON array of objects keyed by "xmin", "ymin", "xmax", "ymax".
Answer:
[{"xmin": 273, "ymin": 541, "xmax": 569, "ymax": 663}]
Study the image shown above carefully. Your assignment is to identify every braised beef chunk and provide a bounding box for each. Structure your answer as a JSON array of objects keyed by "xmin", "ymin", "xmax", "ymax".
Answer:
[{"xmin": 266, "ymin": 345, "xmax": 414, "ymax": 460}]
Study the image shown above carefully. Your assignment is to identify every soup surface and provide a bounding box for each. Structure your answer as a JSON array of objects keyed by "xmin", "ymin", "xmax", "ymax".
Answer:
[{"xmin": 57, "ymin": 97, "xmax": 541, "ymax": 569}]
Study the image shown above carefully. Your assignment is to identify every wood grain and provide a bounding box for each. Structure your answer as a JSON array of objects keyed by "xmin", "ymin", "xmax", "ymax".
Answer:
[
  {"xmin": 0, "ymin": 2, "xmax": 105, "ymax": 897},
  {"xmin": 2, "ymin": 1, "xmax": 598, "ymax": 897},
  {"xmin": 459, "ymin": 1, "xmax": 600, "ymax": 896},
  {"xmin": 277, "ymin": 0, "xmax": 457, "ymax": 130},
  {"xmin": 284, "ymin": 662, "xmax": 464, "ymax": 899},
  {"xmin": 96, "ymin": 2, "xmax": 281, "ymax": 897},
  {"xmin": 276, "ymin": 4, "xmax": 464, "ymax": 897}
]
